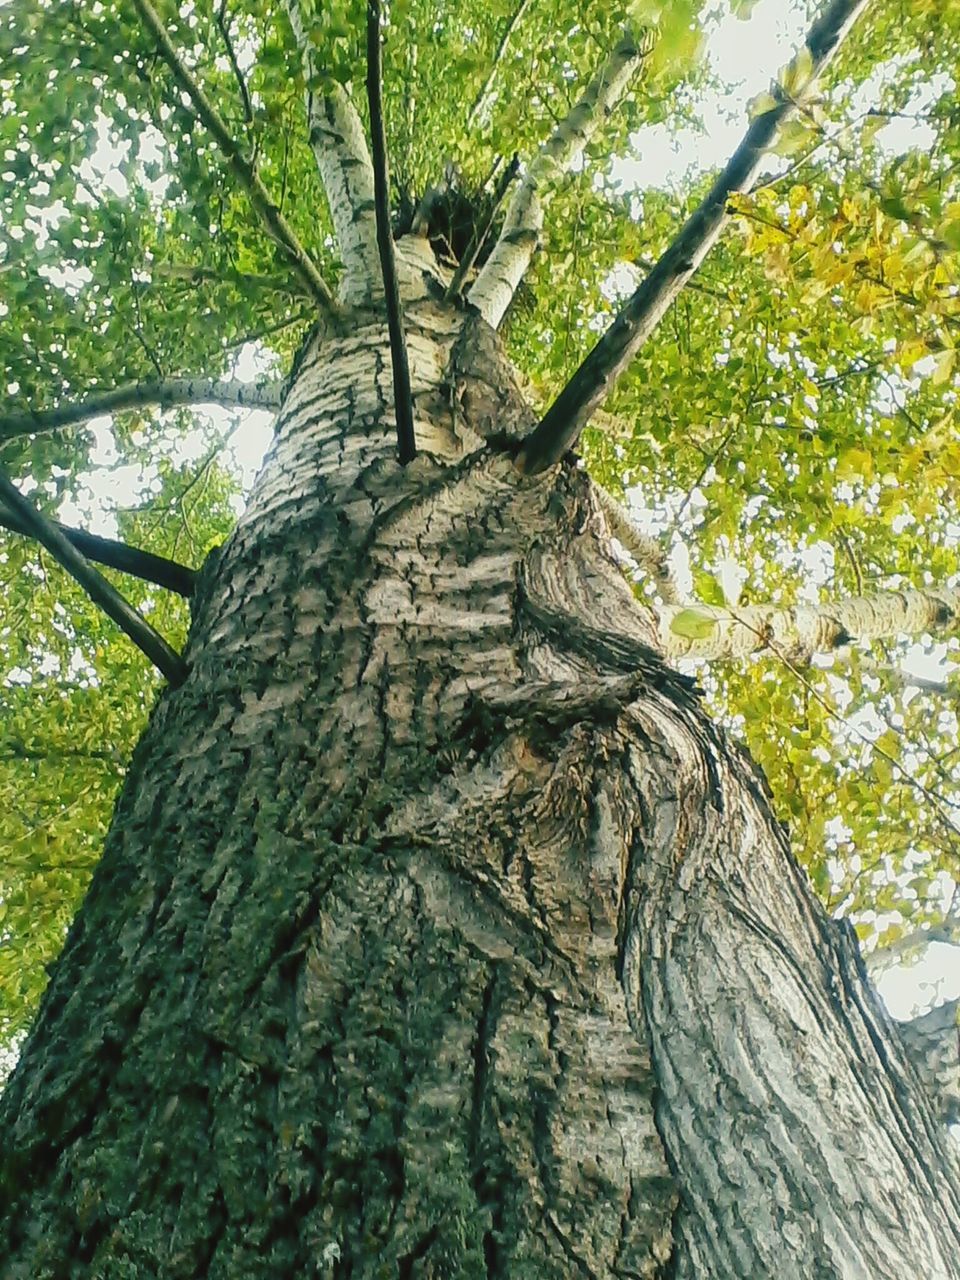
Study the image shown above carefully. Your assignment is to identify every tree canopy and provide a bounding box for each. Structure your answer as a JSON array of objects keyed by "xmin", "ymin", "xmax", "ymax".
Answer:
[{"xmin": 1, "ymin": 0, "xmax": 958, "ymax": 1056}]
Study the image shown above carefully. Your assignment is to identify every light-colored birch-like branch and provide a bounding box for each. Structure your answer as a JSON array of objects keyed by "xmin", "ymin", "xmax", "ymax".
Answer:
[
  {"xmin": 594, "ymin": 485, "xmax": 681, "ymax": 604},
  {"xmin": 657, "ymin": 586, "xmax": 960, "ymax": 664},
  {"xmin": 282, "ymin": 0, "xmax": 381, "ymax": 306},
  {"xmin": 466, "ymin": 0, "xmax": 533, "ymax": 132},
  {"xmin": 468, "ymin": 26, "xmax": 653, "ymax": 330},
  {"xmin": 0, "ymin": 470, "xmax": 187, "ymax": 686},
  {"xmin": 0, "ymin": 377, "xmax": 283, "ymax": 442},
  {"xmin": 519, "ymin": 0, "xmax": 872, "ymax": 475},
  {"xmin": 131, "ymin": 0, "xmax": 336, "ymax": 314}
]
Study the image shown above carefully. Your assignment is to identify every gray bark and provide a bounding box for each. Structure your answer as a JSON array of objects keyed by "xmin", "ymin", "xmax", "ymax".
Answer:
[
  {"xmin": 897, "ymin": 998, "xmax": 960, "ymax": 1127},
  {"xmin": 1, "ymin": 255, "xmax": 959, "ymax": 1278}
]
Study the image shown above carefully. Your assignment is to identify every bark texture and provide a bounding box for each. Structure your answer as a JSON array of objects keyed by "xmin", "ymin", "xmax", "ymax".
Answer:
[{"xmin": 2, "ymin": 249, "xmax": 960, "ymax": 1278}]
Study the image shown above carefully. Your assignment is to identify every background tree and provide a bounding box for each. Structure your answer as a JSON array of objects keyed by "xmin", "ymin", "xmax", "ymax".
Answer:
[{"xmin": 1, "ymin": 0, "xmax": 960, "ymax": 1274}]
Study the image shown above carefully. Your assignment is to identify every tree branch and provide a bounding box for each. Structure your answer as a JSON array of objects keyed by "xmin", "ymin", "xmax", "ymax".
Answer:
[
  {"xmin": 131, "ymin": 0, "xmax": 336, "ymax": 314},
  {"xmin": 0, "ymin": 470, "xmax": 187, "ymax": 686},
  {"xmin": 468, "ymin": 26, "xmax": 653, "ymax": 330},
  {"xmin": 0, "ymin": 377, "xmax": 283, "ymax": 442},
  {"xmin": 656, "ymin": 585, "xmax": 960, "ymax": 665},
  {"xmin": 214, "ymin": 0, "xmax": 254, "ymax": 126},
  {"xmin": 466, "ymin": 0, "xmax": 533, "ymax": 132},
  {"xmin": 0, "ymin": 504, "xmax": 196, "ymax": 598},
  {"xmin": 282, "ymin": 0, "xmax": 381, "ymax": 305},
  {"xmin": 365, "ymin": 0, "xmax": 416, "ymax": 465},
  {"xmin": 519, "ymin": 0, "xmax": 871, "ymax": 475},
  {"xmin": 445, "ymin": 153, "xmax": 520, "ymax": 301},
  {"xmin": 896, "ymin": 998, "xmax": 960, "ymax": 1126},
  {"xmin": 151, "ymin": 262, "xmax": 311, "ymax": 297}
]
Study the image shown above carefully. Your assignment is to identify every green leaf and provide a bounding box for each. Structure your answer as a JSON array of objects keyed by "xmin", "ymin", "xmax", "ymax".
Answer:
[{"xmin": 670, "ymin": 608, "xmax": 719, "ymax": 640}]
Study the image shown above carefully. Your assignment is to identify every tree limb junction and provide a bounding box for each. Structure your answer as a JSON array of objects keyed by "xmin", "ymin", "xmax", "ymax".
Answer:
[
  {"xmin": 519, "ymin": 0, "xmax": 872, "ymax": 475},
  {"xmin": 468, "ymin": 25, "xmax": 653, "ymax": 330},
  {"xmin": 0, "ymin": 470, "xmax": 188, "ymax": 686},
  {"xmin": 131, "ymin": 0, "xmax": 336, "ymax": 314},
  {"xmin": 0, "ymin": 504, "xmax": 196, "ymax": 598}
]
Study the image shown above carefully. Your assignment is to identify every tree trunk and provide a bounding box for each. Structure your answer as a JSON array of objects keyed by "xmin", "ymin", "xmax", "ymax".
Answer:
[{"xmin": 2, "ymin": 255, "xmax": 960, "ymax": 1278}]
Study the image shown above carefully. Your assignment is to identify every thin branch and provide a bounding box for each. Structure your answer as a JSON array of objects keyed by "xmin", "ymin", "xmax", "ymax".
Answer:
[
  {"xmin": 224, "ymin": 309, "xmax": 314, "ymax": 349},
  {"xmin": 366, "ymin": 0, "xmax": 416, "ymax": 465},
  {"xmin": 131, "ymin": 0, "xmax": 336, "ymax": 314},
  {"xmin": 151, "ymin": 261, "xmax": 312, "ymax": 297},
  {"xmin": 519, "ymin": 0, "xmax": 872, "ymax": 475},
  {"xmin": 0, "ymin": 738, "xmax": 126, "ymax": 767},
  {"xmin": 445, "ymin": 153, "xmax": 520, "ymax": 301},
  {"xmin": 282, "ymin": 0, "xmax": 380, "ymax": 305},
  {"xmin": 468, "ymin": 25, "xmax": 653, "ymax": 330},
  {"xmin": 0, "ymin": 376, "xmax": 282, "ymax": 442},
  {"xmin": 0, "ymin": 504, "xmax": 196, "ymax": 597},
  {"xmin": 215, "ymin": 0, "xmax": 255, "ymax": 125},
  {"xmin": 0, "ymin": 470, "xmax": 187, "ymax": 686},
  {"xmin": 466, "ymin": 0, "xmax": 534, "ymax": 132}
]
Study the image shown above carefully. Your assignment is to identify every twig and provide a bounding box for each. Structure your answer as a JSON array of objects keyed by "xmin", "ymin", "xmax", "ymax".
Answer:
[
  {"xmin": 366, "ymin": 0, "xmax": 416, "ymax": 465},
  {"xmin": 0, "ymin": 504, "xmax": 196, "ymax": 597},
  {"xmin": 0, "ymin": 470, "xmax": 188, "ymax": 686},
  {"xmin": 0, "ymin": 376, "xmax": 283, "ymax": 441},
  {"xmin": 131, "ymin": 0, "xmax": 336, "ymax": 314},
  {"xmin": 466, "ymin": 0, "xmax": 534, "ymax": 132},
  {"xmin": 215, "ymin": 0, "xmax": 255, "ymax": 125},
  {"xmin": 518, "ymin": 0, "xmax": 872, "ymax": 475},
  {"xmin": 151, "ymin": 261, "xmax": 312, "ymax": 297},
  {"xmin": 445, "ymin": 153, "xmax": 520, "ymax": 301}
]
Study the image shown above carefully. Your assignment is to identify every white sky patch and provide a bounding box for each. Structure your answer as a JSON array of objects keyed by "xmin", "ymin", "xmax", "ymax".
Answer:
[
  {"xmin": 877, "ymin": 941, "xmax": 960, "ymax": 1020},
  {"xmin": 613, "ymin": 0, "xmax": 810, "ymax": 191}
]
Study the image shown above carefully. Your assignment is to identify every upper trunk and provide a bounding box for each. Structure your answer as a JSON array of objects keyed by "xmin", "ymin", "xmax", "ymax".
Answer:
[{"xmin": 2, "ymin": 244, "xmax": 959, "ymax": 1278}]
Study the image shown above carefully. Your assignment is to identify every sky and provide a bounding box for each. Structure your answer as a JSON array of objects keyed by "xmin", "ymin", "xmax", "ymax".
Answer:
[{"xmin": 24, "ymin": 0, "xmax": 960, "ymax": 1036}]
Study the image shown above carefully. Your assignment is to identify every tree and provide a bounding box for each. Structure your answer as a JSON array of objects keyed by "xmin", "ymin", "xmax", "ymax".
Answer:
[{"xmin": 1, "ymin": 0, "xmax": 960, "ymax": 1272}]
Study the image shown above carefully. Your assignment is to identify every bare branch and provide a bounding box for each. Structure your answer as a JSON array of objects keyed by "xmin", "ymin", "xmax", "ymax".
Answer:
[
  {"xmin": 215, "ymin": 1, "xmax": 254, "ymax": 125},
  {"xmin": 0, "ymin": 377, "xmax": 283, "ymax": 442},
  {"xmin": 519, "ymin": 0, "xmax": 871, "ymax": 475},
  {"xmin": 282, "ymin": 0, "xmax": 380, "ymax": 304},
  {"xmin": 0, "ymin": 505, "xmax": 196, "ymax": 598},
  {"xmin": 131, "ymin": 0, "xmax": 336, "ymax": 314},
  {"xmin": 445, "ymin": 154, "xmax": 520, "ymax": 301},
  {"xmin": 468, "ymin": 26, "xmax": 653, "ymax": 330},
  {"xmin": 151, "ymin": 262, "xmax": 311, "ymax": 297},
  {"xmin": 365, "ymin": 0, "xmax": 416, "ymax": 465},
  {"xmin": 466, "ymin": 0, "xmax": 533, "ymax": 132},
  {"xmin": 0, "ymin": 470, "xmax": 187, "ymax": 686},
  {"xmin": 656, "ymin": 585, "xmax": 960, "ymax": 665}
]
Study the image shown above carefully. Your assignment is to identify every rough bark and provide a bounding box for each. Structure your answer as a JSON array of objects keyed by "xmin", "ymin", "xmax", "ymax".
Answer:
[{"xmin": 2, "ymin": 252, "xmax": 960, "ymax": 1279}]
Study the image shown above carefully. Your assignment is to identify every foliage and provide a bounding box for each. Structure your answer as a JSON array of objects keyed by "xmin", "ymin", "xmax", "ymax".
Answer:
[{"xmin": 0, "ymin": 0, "xmax": 957, "ymax": 1049}]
